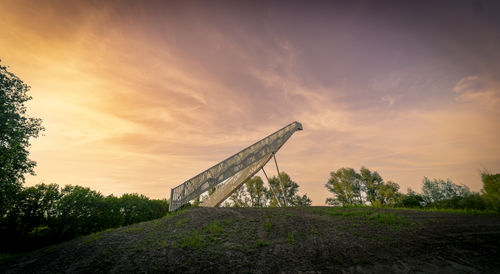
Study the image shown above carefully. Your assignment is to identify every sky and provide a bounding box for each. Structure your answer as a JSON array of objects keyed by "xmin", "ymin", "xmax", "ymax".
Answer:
[{"xmin": 1, "ymin": 0, "xmax": 500, "ymax": 205}]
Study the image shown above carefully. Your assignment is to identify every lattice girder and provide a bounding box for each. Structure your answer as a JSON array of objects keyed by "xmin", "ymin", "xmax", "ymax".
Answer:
[{"xmin": 169, "ymin": 121, "xmax": 302, "ymax": 212}]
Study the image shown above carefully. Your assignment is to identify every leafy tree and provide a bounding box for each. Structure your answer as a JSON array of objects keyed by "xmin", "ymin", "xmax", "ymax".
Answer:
[
  {"xmin": 376, "ymin": 181, "xmax": 400, "ymax": 206},
  {"xmin": 359, "ymin": 167, "xmax": 383, "ymax": 205},
  {"xmin": 245, "ymin": 176, "xmax": 268, "ymax": 207},
  {"xmin": 229, "ymin": 184, "xmax": 250, "ymax": 207},
  {"xmin": 18, "ymin": 183, "xmax": 60, "ymax": 235},
  {"xmin": 399, "ymin": 188, "xmax": 424, "ymax": 208},
  {"xmin": 434, "ymin": 193, "xmax": 487, "ymax": 210},
  {"xmin": 3, "ymin": 183, "xmax": 60, "ymax": 237},
  {"xmin": 120, "ymin": 193, "xmax": 159, "ymax": 225},
  {"xmin": 102, "ymin": 194, "xmax": 123, "ymax": 228},
  {"xmin": 421, "ymin": 177, "xmax": 470, "ymax": 205},
  {"xmin": 292, "ymin": 194, "xmax": 312, "ymax": 206},
  {"xmin": 268, "ymin": 172, "xmax": 311, "ymax": 207},
  {"xmin": 47, "ymin": 185, "xmax": 105, "ymax": 237},
  {"xmin": 482, "ymin": 172, "xmax": 500, "ymax": 212},
  {"xmin": 0, "ymin": 61, "xmax": 44, "ymax": 217},
  {"xmin": 325, "ymin": 168, "xmax": 363, "ymax": 206}
]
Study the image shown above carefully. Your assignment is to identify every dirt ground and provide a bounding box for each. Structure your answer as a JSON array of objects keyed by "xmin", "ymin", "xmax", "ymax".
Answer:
[{"xmin": 1, "ymin": 207, "xmax": 500, "ymax": 273}]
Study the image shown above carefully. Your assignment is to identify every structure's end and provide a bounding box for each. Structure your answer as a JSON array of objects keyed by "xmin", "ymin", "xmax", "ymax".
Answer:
[{"xmin": 295, "ymin": 121, "xmax": 303, "ymax": 130}]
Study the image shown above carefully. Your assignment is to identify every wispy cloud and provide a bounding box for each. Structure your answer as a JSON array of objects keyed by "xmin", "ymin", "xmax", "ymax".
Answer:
[{"xmin": 452, "ymin": 76, "xmax": 500, "ymax": 110}]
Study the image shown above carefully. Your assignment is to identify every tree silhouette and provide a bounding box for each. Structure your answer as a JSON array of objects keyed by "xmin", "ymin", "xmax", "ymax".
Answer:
[{"xmin": 0, "ymin": 60, "xmax": 44, "ymax": 218}]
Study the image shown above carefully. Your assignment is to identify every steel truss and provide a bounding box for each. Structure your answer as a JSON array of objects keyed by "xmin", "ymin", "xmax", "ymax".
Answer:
[{"xmin": 169, "ymin": 121, "xmax": 303, "ymax": 212}]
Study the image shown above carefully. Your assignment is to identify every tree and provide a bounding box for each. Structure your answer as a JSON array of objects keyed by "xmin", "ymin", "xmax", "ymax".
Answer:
[
  {"xmin": 245, "ymin": 176, "xmax": 268, "ymax": 207},
  {"xmin": 120, "ymin": 193, "xmax": 159, "ymax": 225},
  {"xmin": 47, "ymin": 185, "xmax": 105, "ymax": 237},
  {"xmin": 482, "ymin": 172, "xmax": 500, "ymax": 212},
  {"xmin": 325, "ymin": 168, "xmax": 363, "ymax": 206},
  {"xmin": 376, "ymin": 181, "xmax": 400, "ymax": 206},
  {"xmin": 292, "ymin": 194, "xmax": 312, "ymax": 206},
  {"xmin": 0, "ymin": 61, "xmax": 44, "ymax": 218},
  {"xmin": 101, "ymin": 194, "xmax": 124, "ymax": 228},
  {"xmin": 3, "ymin": 183, "xmax": 60, "ymax": 238},
  {"xmin": 229, "ymin": 184, "xmax": 250, "ymax": 207},
  {"xmin": 399, "ymin": 188, "xmax": 424, "ymax": 208},
  {"xmin": 268, "ymin": 172, "xmax": 311, "ymax": 207},
  {"xmin": 421, "ymin": 177, "xmax": 470, "ymax": 205},
  {"xmin": 326, "ymin": 167, "xmax": 404, "ymax": 207},
  {"xmin": 18, "ymin": 183, "xmax": 60, "ymax": 235},
  {"xmin": 359, "ymin": 167, "xmax": 383, "ymax": 205}
]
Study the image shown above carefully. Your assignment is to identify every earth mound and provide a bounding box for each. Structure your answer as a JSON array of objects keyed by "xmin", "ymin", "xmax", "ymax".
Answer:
[{"xmin": 2, "ymin": 207, "xmax": 500, "ymax": 273}]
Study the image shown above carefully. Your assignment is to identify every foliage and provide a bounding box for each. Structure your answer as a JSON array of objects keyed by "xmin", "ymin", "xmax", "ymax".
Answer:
[
  {"xmin": 0, "ymin": 61, "xmax": 44, "ymax": 218},
  {"xmin": 0, "ymin": 183, "xmax": 169, "ymax": 252},
  {"xmin": 375, "ymin": 181, "xmax": 401, "ymax": 206},
  {"xmin": 325, "ymin": 168, "xmax": 363, "ymax": 206},
  {"xmin": 421, "ymin": 177, "xmax": 471, "ymax": 205},
  {"xmin": 217, "ymin": 172, "xmax": 310, "ymax": 208},
  {"xmin": 398, "ymin": 188, "xmax": 424, "ymax": 208},
  {"xmin": 397, "ymin": 176, "xmax": 493, "ymax": 211},
  {"xmin": 4, "ymin": 183, "xmax": 60, "ymax": 237},
  {"xmin": 48, "ymin": 185, "xmax": 106, "ymax": 237},
  {"xmin": 268, "ymin": 172, "xmax": 312, "ymax": 206},
  {"xmin": 482, "ymin": 172, "xmax": 500, "ymax": 212},
  {"xmin": 326, "ymin": 167, "xmax": 400, "ymax": 206},
  {"xmin": 229, "ymin": 184, "xmax": 250, "ymax": 207},
  {"xmin": 359, "ymin": 167, "xmax": 383, "ymax": 205},
  {"xmin": 432, "ymin": 193, "xmax": 487, "ymax": 210},
  {"xmin": 245, "ymin": 176, "xmax": 268, "ymax": 207}
]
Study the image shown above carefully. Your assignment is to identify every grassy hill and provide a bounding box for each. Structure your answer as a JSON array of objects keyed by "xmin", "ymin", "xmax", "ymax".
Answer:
[{"xmin": 2, "ymin": 207, "xmax": 500, "ymax": 273}]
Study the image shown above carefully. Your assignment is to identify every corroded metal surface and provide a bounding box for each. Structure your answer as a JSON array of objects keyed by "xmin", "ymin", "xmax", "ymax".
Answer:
[{"xmin": 169, "ymin": 121, "xmax": 302, "ymax": 212}]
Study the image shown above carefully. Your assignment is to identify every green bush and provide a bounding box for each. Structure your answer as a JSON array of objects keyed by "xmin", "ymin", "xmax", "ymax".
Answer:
[{"xmin": 432, "ymin": 193, "xmax": 487, "ymax": 210}]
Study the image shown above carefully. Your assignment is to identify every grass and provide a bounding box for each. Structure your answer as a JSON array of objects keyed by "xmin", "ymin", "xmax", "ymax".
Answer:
[
  {"xmin": 4, "ymin": 206, "xmax": 499, "ymax": 273},
  {"xmin": 85, "ymin": 234, "xmax": 103, "ymax": 243},
  {"xmin": 205, "ymin": 221, "xmax": 225, "ymax": 234},
  {"xmin": 368, "ymin": 212, "xmax": 409, "ymax": 226},
  {"xmin": 310, "ymin": 228, "xmax": 321, "ymax": 235},
  {"xmin": 264, "ymin": 219, "xmax": 273, "ymax": 232},
  {"xmin": 394, "ymin": 207, "xmax": 498, "ymax": 215},
  {"xmin": 313, "ymin": 207, "xmax": 412, "ymax": 226},
  {"xmin": 176, "ymin": 231, "xmax": 204, "ymax": 249},
  {"xmin": 286, "ymin": 231, "xmax": 296, "ymax": 244},
  {"xmin": 176, "ymin": 217, "xmax": 189, "ymax": 226},
  {"xmin": 174, "ymin": 218, "xmax": 235, "ymax": 250},
  {"xmin": 0, "ymin": 253, "xmax": 22, "ymax": 266},
  {"xmin": 256, "ymin": 239, "xmax": 269, "ymax": 247}
]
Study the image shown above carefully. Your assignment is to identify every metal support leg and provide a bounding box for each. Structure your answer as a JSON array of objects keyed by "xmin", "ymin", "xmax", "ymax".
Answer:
[
  {"xmin": 273, "ymin": 153, "xmax": 288, "ymax": 207},
  {"xmin": 261, "ymin": 167, "xmax": 282, "ymax": 207}
]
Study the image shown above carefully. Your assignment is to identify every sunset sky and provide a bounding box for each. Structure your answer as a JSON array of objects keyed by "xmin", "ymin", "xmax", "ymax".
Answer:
[{"xmin": 1, "ymin": 0, "xmax": 499, "ymax": 205}]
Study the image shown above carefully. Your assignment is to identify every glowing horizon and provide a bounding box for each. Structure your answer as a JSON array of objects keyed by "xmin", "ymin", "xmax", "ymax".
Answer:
[{"xmin": 1, "ymin": 1, "xmax": 499, "ymax": 204}]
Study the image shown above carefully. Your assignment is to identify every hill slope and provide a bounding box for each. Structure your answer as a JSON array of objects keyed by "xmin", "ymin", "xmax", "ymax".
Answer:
[{"xmin": 2, "ymin": 207, "xmax": 500, "ymax": 273}]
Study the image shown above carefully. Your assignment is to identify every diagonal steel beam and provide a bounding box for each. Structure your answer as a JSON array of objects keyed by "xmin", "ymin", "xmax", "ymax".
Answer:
[
  {"xmin": 273, "ymin": 153, "xmax": 288, "ymax": 207},
  {"xmin": 261, "ymin": 167, "xmax": 282, "ymax": 207}
]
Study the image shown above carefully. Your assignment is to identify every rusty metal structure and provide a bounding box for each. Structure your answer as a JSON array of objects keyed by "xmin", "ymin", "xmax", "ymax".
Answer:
[{"xmin": 169, "ymin": 121, "xmax": 303, "ymax": 212}]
